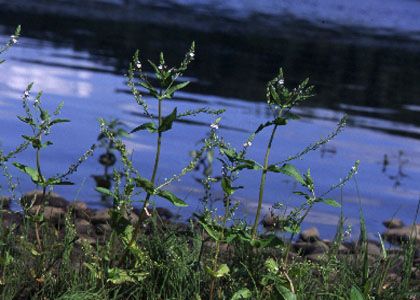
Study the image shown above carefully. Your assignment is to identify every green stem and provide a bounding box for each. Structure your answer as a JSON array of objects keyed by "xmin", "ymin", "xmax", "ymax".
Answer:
[
  {"xmin": 209, "ymin": 194, "xmax": 231, "ymax": 300},
  {"xmin": 252, "ymin": 124, "xmax": 278, "ymax": 238},
  {"xmin": 142, "ymin": 97, "xmax": 163, "ymax": 212}
]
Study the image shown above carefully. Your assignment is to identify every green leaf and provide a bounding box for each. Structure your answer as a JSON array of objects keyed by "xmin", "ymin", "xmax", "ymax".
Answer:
[
  {"xmin": 221, "ymin": 177, "xmax": 234, "ymax": 196},
  {"xmin": 165, "ymin": 81, "xmax": 190, "ymax": 98},
  {"xmin": 130, "ymin": 122, "xmax": 157, "ymax": 134},
  {"xmin": 197, "ymin": 220, "xmax": 222, "ymax": 241},
  {"xmin": 159, "ymin": 108, "xmax": 177, "ymax": 132},
  {"xmin": 12, "ymin": 163, "xmax": 41, "ymax": 183},
  {"xmin": 49, "ymin": 118, "xmax": 70, "ymax": 126},
  {"xmin": 233, "ymin": 159, "xmax": 263, "ymax": 171},
  {"xmin": 255, "ymin": 120, "xmax": 274, "ymax": 134},
  {"xmin": 275, "ymin": 284, "xmax": 297, "ymax": 300},
  {"xmin": 40, "ymin": 109, "xmax": 50, "ymax": 122},
  {"xmin": 273, "ymin": 116, "xmax": 287, "ymax": 126},
  {"xmin": 350, "ymin": 286, "xmax": 365, "ymax": 300},
  {"xmin": 265, "ymin": 258, "xmax": 279, "ymax": 274},
  {"xmin": 139, "ymin": 81, "xmax": 159, "ymax": 98},
  {"xmin": 155, "ymin": 189, "xmax": 187, "ymax": 207},
  {"xmin": 107, "ymin": 268, "xmax": 147, "ymax": 284},
  {"xmin": 95, "ymin": 187, "xmax": 114, "ymax": 197},
  {"xmin": 269, "ymin": 164, "xmax": 305, "ymax": 186},
  {"xmin": 231, "ymin": 288, "xmax": 252, "ymax": 300},
  {"xmin": 321, "ymin": 198, "xmax": 341, "ymax": 207},
  {"xmin": 206, "ymin": 264, "xmax": 230, "ymax": 278},
  {"xmin": 135, "ymin": 177, "xmax": 155, "ymax": 194},
  {"xmin": 46, "ymin": 178, "xmax": 74, "ymax": 186},
  {"xmin": 249, "ymin": 234, "xmax": 283, "ymax": 248},
  {"xmin": 220, "ymin": 148, "xmax": 238, "ymax": 162}
]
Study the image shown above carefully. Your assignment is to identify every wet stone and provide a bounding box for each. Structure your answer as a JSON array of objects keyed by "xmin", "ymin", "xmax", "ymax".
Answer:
[
  {"xmin": 383, "ymin": 224, "xmax": 420, "ymax": 244},
  {"xmin": 1, "ymin": 211, "xmax": 23, "ymax": 228},
  {"xmin": 155, "ymin": 207, "xmax": 174, "ymax": 220},
  {"xmin": 95, "ymin": 223, "xmax": 112, "ymax": 235},
  {"xmin": 309, "ymin": 241, "xmax": 329, "ymax": 254},
  {"xmin": 383, "ymin": 218, "xmax": 404, "ymax": 229},
  {"xmin": 299, "ymin": 227, "xmax": 320, "ymax": 242},
  {"xmin": 69, "ymin": 201, "xmax": 91, "ymax": 219},
  {"xmin": 28, "ymin": 205, "xmax": 66, "ymax": 226},
  {"xmin": 0, "ymin": 196, "xmax": 11, "ymax": 209},
  {"xmin": 74, "ymin": 218, "xmax": 94, "ymax": 235},
  {"xmin": 91, "ymin": 208, "xmax": 111, "ymax": 224},
  {"xmin": 75, "ymin": 235, "xmax": 97, "ymax": 246},
  {"xmin": 21, "ymin": 190, "xmax": 69, "ymax": 209}
]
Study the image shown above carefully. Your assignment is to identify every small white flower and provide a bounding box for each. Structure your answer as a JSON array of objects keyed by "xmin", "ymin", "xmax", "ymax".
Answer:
[
  {"xmin": 278, "ymin": 79, "xmax": 284, "ymax": 85},
  {"xmin": 210, "ymin": 123, "xmax": 219, "ymax": 130},
  {"xmin": 10, "ymin": 35, "xmax": 17, "ymax": 44},
  {"xmin": 158, "ymin": 65, "xmax": 163, "ymax": 70},
  {"xmin": 136, "ymin": 61, "xmax": 142, "ymax": 69},
  {"xmin": 24, "ymin": 90, "xmax": 29, "ymax": 98},
  {"xmin": 189, "ymin": 52, "xmax": 195, "ymax": 58},
  {"xmin": 243, "ymin": 141, "xmax": 252, "ymax": 148}
]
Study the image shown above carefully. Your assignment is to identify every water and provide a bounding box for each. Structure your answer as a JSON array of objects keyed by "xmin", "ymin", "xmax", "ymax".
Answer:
[{"xmin": 0, "ymin": 2, "xmax": 420, "ymax": 238}]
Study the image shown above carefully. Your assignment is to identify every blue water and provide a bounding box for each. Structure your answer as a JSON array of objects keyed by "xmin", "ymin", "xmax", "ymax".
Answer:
[{"xmin": 0, "ymin": 1, "xmax": 419, "ymax": 238}]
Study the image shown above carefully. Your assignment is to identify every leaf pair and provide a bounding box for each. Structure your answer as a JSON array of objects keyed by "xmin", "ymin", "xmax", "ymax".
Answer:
[{"xmin": 131, "ymin": 108, "xmax": 178, "ymax": 134}]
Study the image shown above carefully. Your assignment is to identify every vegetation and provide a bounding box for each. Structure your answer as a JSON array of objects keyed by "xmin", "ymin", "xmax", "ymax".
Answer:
[{"xmin": 0, "ymin": 27, "xmax": 418, "ymax": 300}]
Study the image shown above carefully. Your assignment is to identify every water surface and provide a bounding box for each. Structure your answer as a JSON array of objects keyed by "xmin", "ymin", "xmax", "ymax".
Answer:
[{"xmin": 0, "ymin": 3, "xmax": 419, "ymax": 238}]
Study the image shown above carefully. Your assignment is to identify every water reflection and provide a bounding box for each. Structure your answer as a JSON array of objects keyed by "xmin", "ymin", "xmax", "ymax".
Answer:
[{"xmin": 0, "ymin": 6, "xmax": 419, "ymax": 237}]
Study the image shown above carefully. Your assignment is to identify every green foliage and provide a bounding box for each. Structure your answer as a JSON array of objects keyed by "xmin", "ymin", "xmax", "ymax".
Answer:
[{"xmin": 0, "ymin": 29, "xmax": 417, "ymax": 300}]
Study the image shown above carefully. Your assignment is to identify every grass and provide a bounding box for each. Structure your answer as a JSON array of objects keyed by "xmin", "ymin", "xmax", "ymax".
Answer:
[{"xmin": 0, "ymin": 27, "xmax": 418, "ymax": 299}]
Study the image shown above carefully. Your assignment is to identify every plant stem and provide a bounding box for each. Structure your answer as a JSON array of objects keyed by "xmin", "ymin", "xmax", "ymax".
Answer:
[
  {"xmin": 142, "ymin": 97, "xmax": 163, "ymax": 212},
  {"xmin": 209, "ymin": 194, "xmax": 231, "ymax": 300},
  {"xmin": 252, "ymin": 124, "xmax": 278, "ymax": 238},
  {"xmin": 35, "ymin": 137, "xmax": 45, "ymax": 251}
]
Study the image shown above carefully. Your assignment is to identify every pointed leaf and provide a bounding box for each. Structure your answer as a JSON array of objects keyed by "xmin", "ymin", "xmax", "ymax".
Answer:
[
  {"xmin": 156, "ymin": 189, "xmax": 187, "ymax": 207},
  {"xmin": 49, "ymin": 118, "xmax": 70, "ymax": 126},
  {"xmin": 12, "ymin": 163, "xmax": 41, "ymax": 183},
  {"xmin": 206, "ymin": 264, "xmax": 229, "ymax": 278},
  {"xmin": 231, "ymin": 288, "xmax": 252, "ymax": 300},
  {"xmin": 275, "ymin": 284, "xmax": 297, "ymax": 300},
  {"xmin": 165, "ymin": 81, "xmax": 190, "ymax": 98},
  {"xmin": 135, "ymin": 177, "xmax": 155, "ymax": 194},
  {"xmin": 269, "ymin": 164, "xmax": 305, "ymax": 186},
  {"xmin": 95, "ymin": 187, "xmax": 114, "ymax": 197},
  {"xmin": 350, "ymin": 286, "xmax": 365, "ymax": 300},
  {"xmin": 321, "ymin": 198, "xmax": 341, "ymax": 207},
  {"xmin": 221, "ymin": 177, "xmax": 234, "ymax": 196},
  {"xmin": 159, "ymin": 108, "xmax": 177, "ymax": 132},
  {"xmin": 130, "ymin": 122, "xmax": 157, "ymax": 134}
]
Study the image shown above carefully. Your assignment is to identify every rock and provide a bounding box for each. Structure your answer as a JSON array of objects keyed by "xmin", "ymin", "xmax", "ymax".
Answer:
[
  {"xmin": 74, "ymin": 218, "xmax": 94, "ymax": 235},
  {"xmin": 69, "ymin": 201, "xmax": 91, "ymax": 219},
  {"xmin": 21, "ymin": 190, "xmax": 68, "ymax": 209},
  {"xmin": 293, "ymin": 240, "xmax": 329, "ymax": 256},
  {"xmin": 383, "ymin": 218, "xmax": 404, "ymax": 229},
  {"xmin": 261, "ymin": 214, "xmax": 276, "ymax": 228},
  {"xmin": 0, "ymin": 196, "xmax": 11, "ymax": 209},
  {"xmin": 128, "ymin": 212, "xmax": 139, "ymax": 225},
  {"xmin": 383, "ymin": 224, "xmax": 420, "ymax": 245},
  {"xmin": 95, "ymin": 223, "xmax": 112, "ymax": 235},
  {"xmin": 91, "ymin": 209, "xmax": 111, "ymax": 224},
  {"xmin": 29, "ymin": 205, "xmax": 66, "ymax": 226},
  {"xmin": 305, "ymin": 253, "xmax": 325, "ymax": 263},
  {"xmin": 299, "ymin": 227, "xmax": 320, "ymax": 242},
  {"xmin": 1, "ymin": 211, "xmax": 23, "ymax": 228},
  {"xmin": 155, "ymin": 207, "xmax": 174, "ymax": 220},
  {"xmin": 75, "ymin": 235, "xmax": 97, "ymax": 246},
  {"xmin": 309, "ymin": 241, "xmax": 330, "ymax": 254},
  {"xmin": 366, "ymin": 241, "xmax": 382, "ymax": 256}
]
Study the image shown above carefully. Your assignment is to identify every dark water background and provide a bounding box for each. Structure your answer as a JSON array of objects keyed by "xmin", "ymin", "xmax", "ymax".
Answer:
[{"xmin": 0, "ymin": 0, "xmax": 420, "ymax": 238}]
